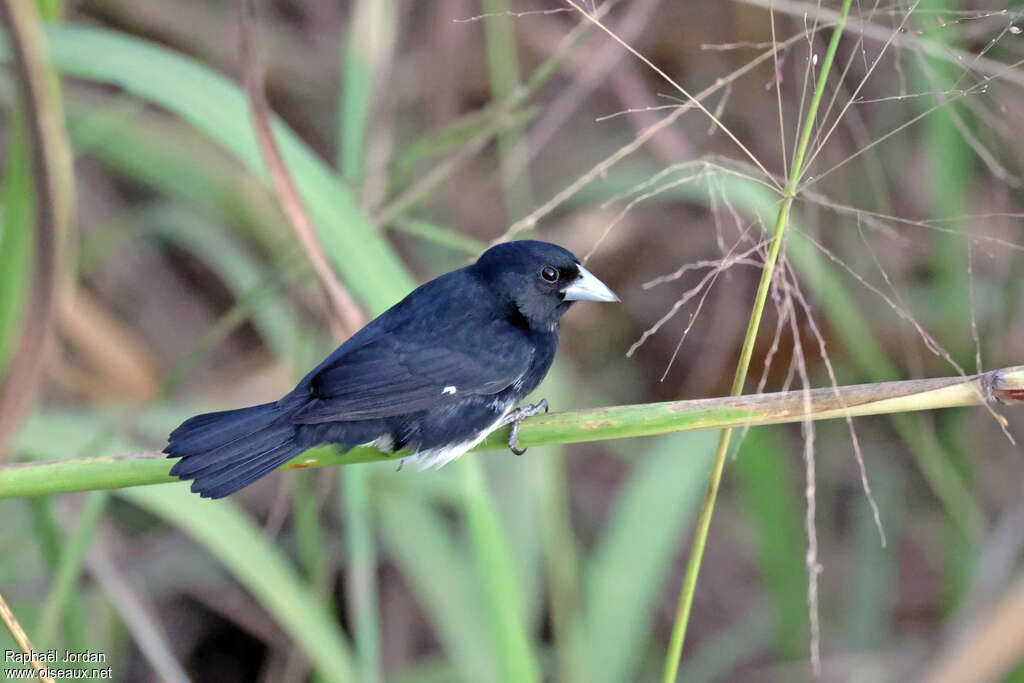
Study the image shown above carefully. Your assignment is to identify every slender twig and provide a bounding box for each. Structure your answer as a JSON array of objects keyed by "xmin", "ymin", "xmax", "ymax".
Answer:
[
  {"xmin": 0, "ymin": 591, "xmax": 55, "ymax": 683},
  {"xmin": 376, "ymin": 0, "xmax": 611, "ymax": 231},
  {"xmin": 563, "ymin": 0, "xmax": 779, "ymax": 188},
  {"xmin": 87, "ymin": 544, "xmax": 191, "ymax": 683},
  {"xmin": 238, "ymin": 0, "xmax": 365, "ymax": 337},
  {"xmin": 2, "ymin": 366, "xmax": 1020, "ymax": 500},
  {"xmin": 0, "ymin": 0, "xmax": 74, "ymax": 460},
  {"xmin": 737, "ymin": 0, "xmax": 1024, "ymax": 89},
  {"xmin": 663, "ymin": 2, "xmax": 854, "ymax": 679},
  {"xmin": 498, "ymin": 28, "xmax": 812, "ymax": 245}
]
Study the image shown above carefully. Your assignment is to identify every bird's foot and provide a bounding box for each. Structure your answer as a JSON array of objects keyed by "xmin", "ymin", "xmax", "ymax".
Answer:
[{"xmin": 505, "ymin": 399, "xmax": 549, "ymax": 455}]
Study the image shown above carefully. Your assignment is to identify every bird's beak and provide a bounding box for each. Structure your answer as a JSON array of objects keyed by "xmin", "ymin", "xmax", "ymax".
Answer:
[{"xmin": 562, "ymin": 265, "xmax": 620, "ymax": 302}]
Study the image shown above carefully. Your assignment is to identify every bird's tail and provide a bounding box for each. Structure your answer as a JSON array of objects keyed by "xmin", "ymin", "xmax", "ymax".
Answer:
[{"xmin": 165, "ymin": 402, "xmax": 301, "ymax": 499}]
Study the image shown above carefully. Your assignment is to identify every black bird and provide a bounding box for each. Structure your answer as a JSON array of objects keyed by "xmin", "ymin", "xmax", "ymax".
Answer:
[{"xmin": 165, "ymin": 240, "xmax": 619, "ymax": 498}]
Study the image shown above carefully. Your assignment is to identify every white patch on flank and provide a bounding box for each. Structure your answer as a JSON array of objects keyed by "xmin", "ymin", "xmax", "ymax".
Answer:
[
  {"xmin": 442, "ymin": 385, "xmax": 457, "ymax": 395},
  {"xmin": 401, "ymin": 401, "xmax": 514, "ymax": 470},
  {"xmin": 361, "ymin": 434, "xmax": 395, "ymax": 452}
]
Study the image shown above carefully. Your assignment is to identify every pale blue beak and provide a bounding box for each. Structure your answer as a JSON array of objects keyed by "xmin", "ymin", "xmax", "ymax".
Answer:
[{"xmin": 562, "ymin": 265, "xmax": 619, "ymax": 302}]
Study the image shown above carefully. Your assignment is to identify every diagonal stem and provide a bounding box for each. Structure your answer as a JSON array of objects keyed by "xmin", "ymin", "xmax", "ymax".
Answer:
[
  {"xmin": 238, "ymin": 0, "xmax": 366, "ymax": 338},
  {"xmin": 662, "ymin": 1, "xmax": 854, "ymax": 679},
  {"xmin": 0, "ymin": 0, "xmax": 74, "ymax": 460},
  {"xmin": 0, "ymin": 590, "xmax": 55, "ymax": 683}
]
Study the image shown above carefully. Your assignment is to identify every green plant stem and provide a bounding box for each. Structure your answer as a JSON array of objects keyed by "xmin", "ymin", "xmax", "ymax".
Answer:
[
  {"xmin": 120, "ymin": 484, "xmax": 356, "ymax": 682},
  {"xmin": 3, "ymin": 366, "xmax": 1020, "ymax": 500},
  {"xmin": 35, "ymin": 491, "xmax": 108, "ymax": 644},
  {"xmin": 458, "ymin": 460, "xmax": 541, "ymax": 683},
  {"xmin": 662, "ymin": 2, "xmax": 854, "ymax": 679},
  {"xmin": 0, "ymin": 112, "xmax": 34, "ymax": 377},
  {"xmin": 26, "ymin": 497, "xmax": 89, "ymax": 652},
  {"xmin": 579, "ymin": 171, "xmax": 985, "ymax": 538},
  {"xmin": 290, "ymin": 472, "xmax": 323, "ymax": 578},
  {"xmin": 481, "ymin": 0, "xmax": 533, "ymax": 221},
  {"xmin": 343, "ymin": 468, "xmax": 381, "ymax": 683},
  {"xmin": 539, "ymin": 452, "xmax": 585, "ymax": 683},
  {"xmin": 337, "ymin": 0, "xmax": 394, "ymax": 185}
]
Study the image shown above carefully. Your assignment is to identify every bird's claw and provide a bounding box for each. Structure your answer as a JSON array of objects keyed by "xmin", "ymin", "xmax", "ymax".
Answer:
[
  {"xmin": 506, "ymin": 399, "xmax": 549, "ymax": 456},
  {"xmin": 509, "ymin": 420, "xmax": 527, "ymax": 455}
]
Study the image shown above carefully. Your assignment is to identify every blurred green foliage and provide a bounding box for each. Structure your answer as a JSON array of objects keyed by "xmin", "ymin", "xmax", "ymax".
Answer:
[{"xmin": 1, "ymin": 2, "xmax": 1023, "ymax": 682}]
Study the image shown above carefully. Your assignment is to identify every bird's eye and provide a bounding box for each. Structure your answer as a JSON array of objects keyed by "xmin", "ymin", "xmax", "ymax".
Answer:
[{"xmin": 540, "ymin": 266, "xmax": 559, "ymax": 282}]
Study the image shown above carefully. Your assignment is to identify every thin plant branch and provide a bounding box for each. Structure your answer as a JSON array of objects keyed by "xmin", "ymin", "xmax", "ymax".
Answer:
[
  {"xmin": 770, "ymin": 5, "xmax": 789, "ymax": 180},
  {"xmin": 376, "ymin": 0, "xmax": 613, "ymax": 232},
  {"xmin": 737, "ymin": 0, "xmax": 1024, "ymax": 90},
  {"xmin": 87, "ymin": 543, "xmax": 191, "ymax": 683},
  {"xmin": 663, "ymin": 2, "xmax": 855, "ymax": 679},
  {"xmin": 563, "ymin": 0, "xmax": 779, "ymax": 188},
  {"xmin": 499, "ymin": 29, "xmax": 812, "ymax": 245},
  {"xmin": 800, "ymin": 0, "xmax": 917, "ymax": 181},
  {"xmin": 0, "ymin": 590, "xmax": 55, "ymax": 683}
]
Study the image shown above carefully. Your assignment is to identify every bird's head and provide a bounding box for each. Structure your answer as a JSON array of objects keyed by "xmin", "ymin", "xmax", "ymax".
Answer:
[{"xmin": 473, "ymin": 240, "xmax": 619, "ymax": 331}]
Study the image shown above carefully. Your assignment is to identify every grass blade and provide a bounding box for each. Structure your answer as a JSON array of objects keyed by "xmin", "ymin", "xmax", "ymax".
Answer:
[
  {"xmin": 116, "ymin": 485, "xmax": 357, "ymax": 682},
  {"xmin": 141, "ymin": 204, "xmax": 300, "ymax": 361},
  {"xmin": 337, "ymin": 0, "xmax": 395, "ymax": 185},
  {"xmin": 341, "ymin": 467, "xmax": 381, "ymax": 683},
  {"xmin": 732, "ymin": 429, "xmax": 806, "ymax": 657},
  {"xmin": 4, "ymin": 22, "xmax": 417, "ymax": 310},
  {"xmin": 481, "ymin": 0, "xmax": 533, "ymax": 220},
  {"xmin": 458, "ymin": 459, "xmax": 540, "ymax": 683},
  {"xmin": 64, "ymin": 95, "xmax": 287, "ymax": 252},
  {"xmin": 13, "ymin": 414, "xmax": 356, "ymax": 681},
  {"xmin": 582, "ymin": 432, "xmax": 717, "ymax": 683},
  {"xmin": 0, "ymin": 115, "xmax": 33, "ymax": 375},
  {"xmin": 377, "ymin": 491, "xmax": 498, "ymax": 682},
  {"xmin": 35, "ymin": 491, "xmax": 108, "ymax": 644}
]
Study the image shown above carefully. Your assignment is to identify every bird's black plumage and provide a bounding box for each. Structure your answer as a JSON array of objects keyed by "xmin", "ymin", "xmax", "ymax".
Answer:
[{"xmin": 165, "ymin": 240, "xmax": 618, "ymax": 498}]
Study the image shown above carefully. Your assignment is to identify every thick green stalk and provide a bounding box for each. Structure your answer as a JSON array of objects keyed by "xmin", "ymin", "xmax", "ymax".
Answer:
[
  {"xmin": 3, "ymin": 367, "xmax": 1020, "ymax": 500},
  {"xmin": 662, "ymin": 2, "xmax": 854, "ymax": 679}
]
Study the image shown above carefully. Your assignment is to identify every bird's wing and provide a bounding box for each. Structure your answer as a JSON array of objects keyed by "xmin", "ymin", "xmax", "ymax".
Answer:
[{"xmin": 290, "ymin": 322, "xmax": 532, "ymax": 423}]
